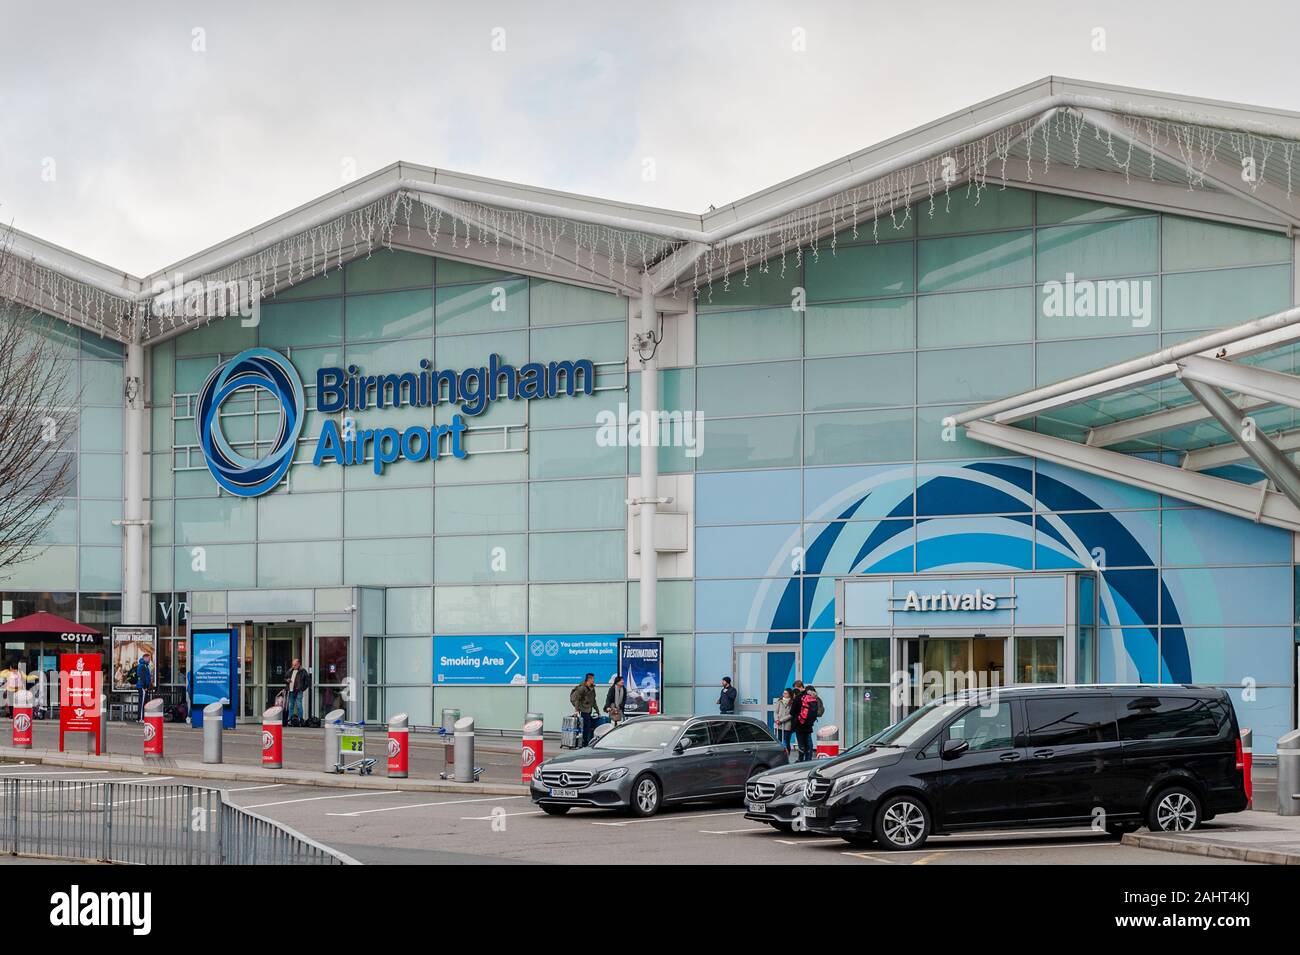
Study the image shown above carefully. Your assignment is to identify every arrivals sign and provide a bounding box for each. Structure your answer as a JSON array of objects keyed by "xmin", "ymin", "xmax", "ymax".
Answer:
[
  {"xmin": 58, "ymin": 652, "xmax": 102, "ymax": 754},
  {"xmin": 617, "ymin": 638, "xmax": 662, "ymax": 716},
  {"xmin": 198, "ymin": 347, "xmax": 596, "ymax": 497},
  {"xmin": 431, "ymin": 634, "xmax": 619, "ymax": 686},
  {"xmin": 889, "ymin": 589, "xmax": 1013, "ymax": 612}
]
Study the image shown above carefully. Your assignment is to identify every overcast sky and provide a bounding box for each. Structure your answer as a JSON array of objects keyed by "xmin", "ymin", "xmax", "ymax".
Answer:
[{"xmin": 3, "ymin": 0, "xmax": 1300, "ymax": 275}]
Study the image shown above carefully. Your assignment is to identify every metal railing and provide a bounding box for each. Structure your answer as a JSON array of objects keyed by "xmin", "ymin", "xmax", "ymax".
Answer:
[{"xmin": 0, "ymin": 778, "xmax": 357, "ymax": 865}]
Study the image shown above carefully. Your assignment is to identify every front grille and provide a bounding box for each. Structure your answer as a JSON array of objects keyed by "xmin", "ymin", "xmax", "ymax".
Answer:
[
  {"xmin": 804, "ymin": 776, "xmax": 831, "ymax": 802},
  {"xmin": 541, "ymin": 770, "xmax": 593, "ymax": 788},
  {"xmin": 747, "ymin": 781, "xmax": 776, "ymax": 801}
]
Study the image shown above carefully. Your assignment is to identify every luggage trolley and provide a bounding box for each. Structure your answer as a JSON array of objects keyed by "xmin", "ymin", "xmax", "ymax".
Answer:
[{"xmin": 333, "ymin": 718, "xmax": 376, "ymax": 775}]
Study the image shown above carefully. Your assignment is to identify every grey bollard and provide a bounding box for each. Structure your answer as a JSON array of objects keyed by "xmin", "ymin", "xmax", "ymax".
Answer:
[
  {"xmin": 1277, "ymin": 729, "xmax": 1300, "ymax": 817},
  {"xmin": 203, "ymin": 702, "xmax": 224, "ymax": 764},
  {"xmin": 324, "ymin": 708, "xmax": 346, "ymax": 773},
  {"xmin": 441, "ymin": 707, "xmax": 460, "ymax": 772},
  {"xmin": 454, "ymin": 715, "xmax": 475, "ymax": 783}
]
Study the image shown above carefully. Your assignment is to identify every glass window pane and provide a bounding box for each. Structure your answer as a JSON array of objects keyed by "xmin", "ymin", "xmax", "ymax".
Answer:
[
  {"xmin": 386, "ymin": 588, "xmax": 433, "ymax": 634},
  {"xmin": 806, "ymin": 409, "xmax": 913, "ymax": 465},
  {"xmin": 916, "ymin": 187, "xmax": 1032, "ymax": 235},
  {"xmin": 805, "ymin": 241, "xmax": 914, "ymax": 301},
  {"xmin": 1162, "ymin": 216, "xmax": 1292, "ymax": 271},
  {"xmin": 275, "ymin": 270, "xmax": 343, "ymax": 300},
  {"xmin": 1036, "ymin": 194, "xmax": 1146, "ymax": 225},
  {"xmin": 345, "ymin": 249, "xmax": 433, "ymax": 293},
  {"xmin": 257, "ymin": 541, "xmax": 342, "ymax": 588},
  {"xmin": 1037, "ymin": 335, "xmax": 1158, "ymax": 386},
  {"xmin": 696, "ymin": 259, "xmax": 802, "ymax": 311},
  {"xmin": 529, "ymin": 582, "xmax": 623, "ymax": 632},
  {"xmin": 260, "ymin": 298, "xmax": 343, "ymax": 348},
  {"xmin": 1036, "ymin": 276, "xmax": 1158, "ymax": 339},
  {"xmin": 257, "ymin": 492, "xmax": 342, "ymax": 541},
  {"xmin": 697, "ymin": 308, "xmax": 800, "ymax": 364},
  {"xmin": 434, "ymin": 329, "xmax": 527, "ymax": 370},
  {"xmin": 1036, "ymin": 217, "xmax": 1158, "ymax": 280},
  {"xmin": 805, "ymin": 298, "xmax": 914, "ymax": 357},
  {"xmin": 530, "ymin": 280, "xmax": 625, "ymax": 325},
  {"xmin": 434, "ymin": 584, "xmax": 526, "ymax": 633},
  {"xmin": 918, "ymin": 287, "xmax": 1033, "ymax": 348},
  {"xmin": 435, "ymin": 279, "xmax": 528, "ymax": 333},
  {"xmin": 918, "ymin": 231, "xmax": 1032, "ymax": 292},
  {"xmin": 529, "ymin": 530, "xmax": 624, "ymax": 581},
  {"xmin": 436, "ymin": 483, "xmax": 526, "ymax": 533},
  {"xmin": 530, "ymin": 478, "xmax": 625, "ymax": 530},
  {"xmin": 343, "ymin": 537, "xmax": 432, "ymax": 586},
  {"xmin": 917, "ymin": 345, "xmax": 1033, "ymax": 404},
  {"xmin": 174, "ymin": 317, "xmax": 256, "ymax": 357},
  {"xmin": 385, "ymin": 637, "xmax": 433, "ymax": 683},
  {"xmin": 530, "ymin": 427, "xmax": 624, "ymax": 479},
  {"xmin": 175, "ymin": 497, "xmax": 256, "ymax": 543},
  {"xmin": 805, "ymin": 354, "xmax": 913, "ymax": 411},
  {"xmin": 437, "ymin": 259, "xmax": 516, "ymax": 285},
  {"xmin": 530, "ymin": 322, "xmax": 624, "ymax": 364},
  {"xmin": 695, "ymin": 415, "xmax": 801, "ymax": 471},
  {"xmin": 845, "ymin": 637, "xmax": 890, "ymax": 683},
  {"xmin": 1161, "ymin": 264, "xmax": 1291, "ymax": 332},
  {"xmin": 344, "ymin": 488, "xmax": 432, "ymax": 538},
  {"xmin": 697, "ymin": 361, "xmax": 800, "ymax": 417},
  {"xmin": 434, "ymin": 534, "xmax": 526, "ymax": 583},
  {"xmin": 345, "ymin": 289, "xmax": 434, "ymax": 341}
]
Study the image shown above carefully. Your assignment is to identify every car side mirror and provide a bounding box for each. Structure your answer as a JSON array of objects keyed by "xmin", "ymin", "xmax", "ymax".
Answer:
[
  {"xmin": 941, "ymin": 738, "xmax": 969, "ymax": 760},
  {"xmin": 674, "ymin": 739, "xmax": 689, "ymax": 754}
]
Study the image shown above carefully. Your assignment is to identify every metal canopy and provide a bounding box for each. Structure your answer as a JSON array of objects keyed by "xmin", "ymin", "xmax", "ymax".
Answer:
[{"xmin": 953, "ymin": 307, "xmax": 1300, "ymax": 532}]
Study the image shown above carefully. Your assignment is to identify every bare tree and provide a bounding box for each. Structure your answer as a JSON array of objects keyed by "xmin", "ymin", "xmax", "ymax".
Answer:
[{"xmin": 0, "ymin": 231, "xmax": 80, "ymax": 578}]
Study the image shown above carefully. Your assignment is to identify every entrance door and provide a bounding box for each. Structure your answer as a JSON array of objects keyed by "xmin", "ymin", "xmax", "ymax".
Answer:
[
  {"xmin": 248, "ymin": 624, "xmax": 306, "ymax": 718},
  {"xmin": 732, "ymin": 644, "xmax": 799, "ymax": 732},
  {"xmin": 896, "ymin": 636, "xmax": 1007, "ymax": 720}
]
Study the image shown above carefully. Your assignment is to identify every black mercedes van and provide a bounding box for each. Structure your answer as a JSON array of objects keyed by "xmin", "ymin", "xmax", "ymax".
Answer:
[{"xmin": 798, "ymin": 684, "xmax": 1249, "ymax": 850}]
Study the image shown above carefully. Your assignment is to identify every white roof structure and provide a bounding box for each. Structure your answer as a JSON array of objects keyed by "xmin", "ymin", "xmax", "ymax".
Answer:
[{"xmin": 8, "ymin": 76, "xmax": 1300, "ymax": 347}]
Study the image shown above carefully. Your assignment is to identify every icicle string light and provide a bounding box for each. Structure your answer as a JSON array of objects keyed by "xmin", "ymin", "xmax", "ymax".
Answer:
[{"xmin": 13, "ymin": 109, "xmax": 1300, "ymax": 342}]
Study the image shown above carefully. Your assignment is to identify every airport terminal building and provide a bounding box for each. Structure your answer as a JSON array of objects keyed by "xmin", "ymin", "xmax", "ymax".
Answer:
[{"xmin": 7, "ymin": 78, "xmax": 1300, "ymax": 752}]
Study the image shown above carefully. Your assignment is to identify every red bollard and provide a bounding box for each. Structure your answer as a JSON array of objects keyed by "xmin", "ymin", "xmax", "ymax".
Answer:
[
  {"xmin": 1238, "ymin": 727, "xmax": 1253, "ymax": 808},
  {"xmin": 815, "ymin": 724, "xmax": 840, "ymax": 759},
  {"xmin": 387, "ymin": 713, "xmax": 409, "ymax": 778},
  {"xmin": 522, "ymin": 717, "xmax": 544, "ymax": 783},
  {"xmin": 143, "ymin": 698, "xmax": 164, "ymax": 757},
  {"xmin": 11, "ymin": 690, "xmax": 32, "ymax": 750},
  {"xmin": 262, "ymin": 706, "xmax": 283, "ymax": 769}
]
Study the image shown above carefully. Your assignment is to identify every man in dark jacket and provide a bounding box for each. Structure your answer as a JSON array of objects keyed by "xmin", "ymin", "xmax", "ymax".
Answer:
[
  {"xmin": 136, "ymin": 652, "xmax": 153, "ymax": 722},
  {"xmin": 792, "ymin": 683, "xmax": 821, "ymax": 762},
  {"xmin": 570, "ymin": 673, "xmax": 598, "ymax": 745},
  {"xmin": 284, "ymin": 658, "xmax": 312, "ymax": 724},
  {"xmin": 717, "ymin": 676, "xmax": 737, "ymax": 714}
]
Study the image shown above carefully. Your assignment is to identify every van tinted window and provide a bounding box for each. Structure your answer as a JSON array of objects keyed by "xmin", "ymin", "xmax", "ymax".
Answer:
[
  {"xmin": 1117, "ymin": 696, "xmax": 1227, "ymax": 741},
  {"xmin": 1024, "ymin": 697, "xmax": 1117, "ymax": 747}
]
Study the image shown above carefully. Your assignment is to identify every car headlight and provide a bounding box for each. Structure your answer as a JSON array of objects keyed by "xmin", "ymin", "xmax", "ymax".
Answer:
[
  {"xmin": 532, "ymin": 764, "xmax": 547, "ymax": 784},
  {"xmin": 829, "ymin": 769, "xmax": 878, "ymax": 797},
  {"xmin": 781, "ymin": 779, "xmax": 807, "ymax": 797},
  {"xmin": 595, "ymin": 767, "xmax": 628, "ymax": 784}
]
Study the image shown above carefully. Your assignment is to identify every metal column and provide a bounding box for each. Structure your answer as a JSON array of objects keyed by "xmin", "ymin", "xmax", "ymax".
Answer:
[{"xmin": 636, "ymin": 271, "xmax": 659, "ymax": 643}]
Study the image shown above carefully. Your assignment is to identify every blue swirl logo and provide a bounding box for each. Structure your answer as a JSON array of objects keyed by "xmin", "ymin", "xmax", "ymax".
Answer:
[{"xmin": 196, "ymin": 347, "xmax": 304, "ymax": 497}]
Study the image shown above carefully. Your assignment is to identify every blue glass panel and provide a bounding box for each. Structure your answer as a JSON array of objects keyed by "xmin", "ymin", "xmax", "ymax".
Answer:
[{"xmin": 696, "ymin": 469, "xmax": 801, "ymax": 525}]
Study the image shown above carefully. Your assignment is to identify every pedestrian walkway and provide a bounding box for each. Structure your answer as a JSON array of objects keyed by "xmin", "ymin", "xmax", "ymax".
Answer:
[
  {"xmin": 1124, "ymin": 810, "xmax": 1300, "ymax": 865},
  {"xmin": 4, "ymin": 719, "xmax": 542, "ymax": 794}
]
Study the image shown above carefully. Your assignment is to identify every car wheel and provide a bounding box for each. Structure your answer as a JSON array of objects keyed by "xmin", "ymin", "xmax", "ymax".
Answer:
[
  {"xmin": 1147, "ymin": 786, "xmax": 1201, "ymax": 833},
  {"xmin": 873, "ymin": 794, "xmax": 931, "ymax": 851},
  {"xmin": 769, "ymin": 821, "xmax": 794, "ymax": 833},
  {"xmin": 630, "ymin": 774, "xmax": 662, "ymax": 817},
  {"xmin": 540, "ymin": 804, "xmax": 571, "ymax": 816}
]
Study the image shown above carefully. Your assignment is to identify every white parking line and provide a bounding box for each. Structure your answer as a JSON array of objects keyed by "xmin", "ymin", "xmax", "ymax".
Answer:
[
  {"xmin": 325, "ymin": 795, "xmax": 523, "ymax": 817},
  {"xmin": 227, "ymin": 784, "xmax": 285, "ymax": 793},
  {"xmin": 843, "ymin": 840, "xmax": 1116, "ymax": 863},
  {"xmin": 700, "ymin": 827, "xmax": 771, "ymax": 835},
  {"xmin": 243, "ymin": 790, "xmax": 399, "ymax": 809},
  {"xmin": 592, "ymin": 810, "xmax": 745, "ymax": 827},
  {"xmin": 775, "ymin": 837, "xmax": 844, "ymax": 846},
  {"xmin": 0, "ymin": 770, "xmax": 124, "ymax": 777},
  {"xmin": 461, "ymin": 809, "xmax": 543, "ymax": 820}
]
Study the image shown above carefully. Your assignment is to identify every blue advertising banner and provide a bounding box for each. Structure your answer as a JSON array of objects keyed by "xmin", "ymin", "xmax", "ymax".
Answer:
[
  {"xmin": 528, "ymin": 634, "xmax": 619, "ymax": 686},
  {"xmin": 190, "ymin": 628, "xmax": 238, "ymax": 729},
  {"xmin": 617, "ymin": 638, "xmax": 663, "ymax": 715},
  {"xmin": 433, "ymin": 635, "xmax": 526, "ymax": 685}
]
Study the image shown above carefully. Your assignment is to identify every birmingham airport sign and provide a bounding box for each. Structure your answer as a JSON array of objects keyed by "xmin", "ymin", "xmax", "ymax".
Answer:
[{"xmin": 197, "ymin": 347, "xmax": 594, "ymax": 497}]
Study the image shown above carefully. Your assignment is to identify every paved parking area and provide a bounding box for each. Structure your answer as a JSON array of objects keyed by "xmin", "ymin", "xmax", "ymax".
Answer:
[{"xmin": 0, "ymin": 764, "xmax": 1265, "ymax": 865}]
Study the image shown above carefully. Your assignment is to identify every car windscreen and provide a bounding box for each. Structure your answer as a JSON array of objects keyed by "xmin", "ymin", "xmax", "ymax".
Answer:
[
  {"xmin": 874, "ymin": 700, "xmax": 967, "ymax": 748},
  {"xmin": 592, "ymin": 721, "xmax": 684, "ymax": 750}
]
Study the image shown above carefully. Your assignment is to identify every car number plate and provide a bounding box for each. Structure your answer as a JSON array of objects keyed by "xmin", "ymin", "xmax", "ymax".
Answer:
[
  {"xmin": 747, "ymin": 801, "xmax": 766, "ymax": 813},
  {"xmin": 797, "ymin": 806, "xmax": 826, "ymax": 818},
  {"xmin": 549, "ymin": 788, "xmax": 579, "ymax": 798}
]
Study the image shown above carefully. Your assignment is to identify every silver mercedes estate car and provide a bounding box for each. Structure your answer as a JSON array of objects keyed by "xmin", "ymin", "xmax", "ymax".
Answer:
[{"xmin": 530, "ymin": 714, "xmax": 789, "ymax": 817}]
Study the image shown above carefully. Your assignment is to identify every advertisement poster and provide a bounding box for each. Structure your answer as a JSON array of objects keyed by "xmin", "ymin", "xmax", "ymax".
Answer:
[
  {"xmin": 110, "ymin": 625, "xmax": 158, "ymax": 693},
  {"xmin": 617, "ymin": 638, "xmax": 663, "ymax": 716},
  {"xmin": 191, "ymin": 628, "xmax": 238, "ymax": 728},
  {"xmin": 528, "ymin": 634, "xmax": 618, "ymax": 686},
  {"xmin": 433, "ymin": 635, "xmax": 525, "ymax": 685},
  {"xmin": 57, "ymin": 652, "xmax": 102, "ymax": 754}
]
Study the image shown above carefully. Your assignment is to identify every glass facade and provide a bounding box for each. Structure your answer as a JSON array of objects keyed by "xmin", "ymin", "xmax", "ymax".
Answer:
[{"xmin": 8, "ymin": 185, "xmax": 1297, "ymax": 753}]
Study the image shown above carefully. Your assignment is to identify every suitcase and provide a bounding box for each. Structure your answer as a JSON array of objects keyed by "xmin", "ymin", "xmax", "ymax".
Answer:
[{"xmin": 561, "ymin": 713, "xmax": 583, "ymax": 749}]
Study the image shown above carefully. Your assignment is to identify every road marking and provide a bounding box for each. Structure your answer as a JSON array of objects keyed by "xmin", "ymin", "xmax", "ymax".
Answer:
[
  {"xmin": 461, "ymin": 809, "xmax": 543, "ymax": 820},
  {"xmin": 700, "ymin": 827, "xmax": 771, "ymax": 834},
  {"xmin": 886, "ymin": 840, "xmax": 1116, "ymax": 860},
  {"xmin": 0, "ymin": 770, "xmax": 124, "ymax": 777},
  {"xmin": 227, "ymin": 784, "xmax": 285, "ymax": 793},
  {"xmin": 592, "ymin": 810, "xmax": 745, "ymax": 827},
  {"xmin": 325, "ymin": 795, "xmax": 524, "ymax": 817},
  {"xmin": 244, "ymin": 790, "xmax": 399, "ymax": 809},
  {"xmin": 775, "ymin": 837, "xmax": 845, "ymax": 846}
]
